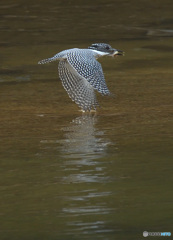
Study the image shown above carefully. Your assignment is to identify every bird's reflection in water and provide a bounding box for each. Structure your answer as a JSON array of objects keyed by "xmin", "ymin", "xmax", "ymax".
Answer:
[
  {"xmin": 60, "ymin": 114, "xmax": 116, "ymax": 235},
  {"xmin": 61, "ymin": 114, "xmax": 111, "ymax": 162},
  {"xmin": 40, "ymin": 114, "xmax": 116, "ymax": 234},
  {"xmin": 60, "ymin": 114, "xmax": 112, "ymax": 183},
  {"xmin": 40, "ymin": 114, "xmax": 113, "ymax": 183}
]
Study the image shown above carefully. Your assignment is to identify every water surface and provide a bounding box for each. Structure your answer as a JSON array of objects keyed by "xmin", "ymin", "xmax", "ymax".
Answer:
[{"xmin": 0, "ymin": 1, "xmax": 173, "ymax": 239}]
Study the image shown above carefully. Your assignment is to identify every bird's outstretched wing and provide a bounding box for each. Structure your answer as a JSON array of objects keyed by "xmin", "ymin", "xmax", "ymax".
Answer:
[
  {"xmin": 58, "ymin": 60, "xmax": 99, "ymax": 111},
  {"xmin": 66, "ymin": 49, "xmax": 111, "ymax": 96}
]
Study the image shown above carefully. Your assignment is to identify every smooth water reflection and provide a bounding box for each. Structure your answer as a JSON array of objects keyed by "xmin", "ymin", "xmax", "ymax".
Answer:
[
  {"xmin": 41, "ymin": 115, "xmax": 111, "ymax": 160},
  {"xmin": 61, "ymin": 115, "xmax": 110, "ymax": 159},
  {"xmin": 39, "ymin": 114, "xmax": 118, "ymax": 238},
  {"xmin": 61, "ymin": 115, "xmax": 112, "ymax": 184},
  {"xmin": 41, "ymin": 114, "xmax": 113, "ymax": 184}
]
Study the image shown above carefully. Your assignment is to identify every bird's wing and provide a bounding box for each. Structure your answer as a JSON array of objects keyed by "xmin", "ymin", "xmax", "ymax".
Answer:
[
  {"xmin": 66, "ymin": 49, "xmax": 111, "ymax": 95},
  {"xmin": 58, "ymin": 60, "xmax": 99, "ymax": 111}
]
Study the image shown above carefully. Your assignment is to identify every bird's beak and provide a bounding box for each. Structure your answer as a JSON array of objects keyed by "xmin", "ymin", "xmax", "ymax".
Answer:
[{"xmin": 112, "ymin": 49, "xmax": 124, "ymax": 56}]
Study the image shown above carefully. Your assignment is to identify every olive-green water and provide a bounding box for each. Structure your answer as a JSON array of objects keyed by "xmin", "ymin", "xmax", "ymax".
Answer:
[{"xmin": 0, "ymin": 1, "xmax": 173, "ymax": 239}]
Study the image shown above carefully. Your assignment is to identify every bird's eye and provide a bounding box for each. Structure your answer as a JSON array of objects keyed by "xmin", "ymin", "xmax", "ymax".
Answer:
[{"xmin": 106, "ymin": 46, "xmax": 110, "ymax": 50}]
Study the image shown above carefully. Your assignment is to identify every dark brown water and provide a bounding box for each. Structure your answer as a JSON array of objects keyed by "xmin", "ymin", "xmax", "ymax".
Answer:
[{"xmin": 0, "ymin": 1, "xmax": 173, "ymax": 239}]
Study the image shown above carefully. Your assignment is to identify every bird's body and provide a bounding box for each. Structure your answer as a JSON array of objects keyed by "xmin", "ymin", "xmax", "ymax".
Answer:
[{"xmin": 38, "ymin": 43, "xmax": 123, "ymax": 112}]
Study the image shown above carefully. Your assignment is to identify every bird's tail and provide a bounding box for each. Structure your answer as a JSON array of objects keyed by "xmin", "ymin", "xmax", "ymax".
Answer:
[
  {"xmin": 38, "ymin": 54, "xmax": 61, "ymax": 64},
  {"xmin": 38, "ymin": 57, "xmax": 55, "ymax": 64}
]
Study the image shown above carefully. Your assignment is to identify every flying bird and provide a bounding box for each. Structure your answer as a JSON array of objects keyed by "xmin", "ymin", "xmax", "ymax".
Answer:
[{"xmin": 38, "ymin": 43, "xmax": 123, "ymax": 112}]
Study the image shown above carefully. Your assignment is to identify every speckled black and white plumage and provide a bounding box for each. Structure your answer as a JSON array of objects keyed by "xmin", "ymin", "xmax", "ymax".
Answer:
[
  {"xmin": 59, "ymin": 60, "xmax": 99, "ymax": 111},
  {"xmin": 38, "ymin": 43, "xmax": 123, "ymax": 111}
]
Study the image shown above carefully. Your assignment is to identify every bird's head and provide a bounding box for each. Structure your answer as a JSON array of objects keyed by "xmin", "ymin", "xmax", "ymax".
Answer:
[{"xmin": 88, "ymin": 43, "xmax": 123, "ymax": 57}]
